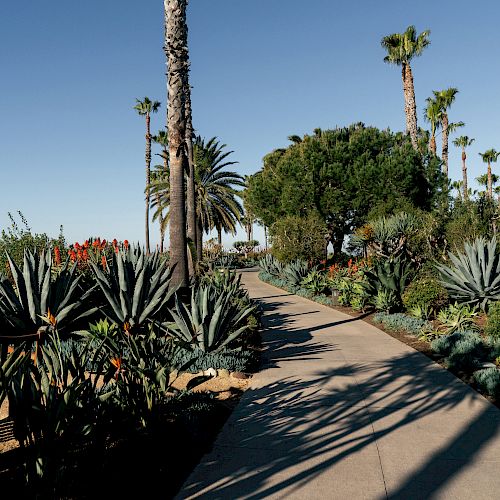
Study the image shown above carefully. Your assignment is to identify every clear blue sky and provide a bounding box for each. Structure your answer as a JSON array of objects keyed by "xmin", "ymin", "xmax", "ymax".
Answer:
[{"xmin": 1, "ymin": 0, "xmax": 499, "ymax": 247}]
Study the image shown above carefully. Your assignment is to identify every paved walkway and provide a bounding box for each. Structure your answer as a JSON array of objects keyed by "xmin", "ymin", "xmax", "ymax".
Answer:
[{"xmin": 178, "ymin": 270, "xmax": 500, "ymax": 500}]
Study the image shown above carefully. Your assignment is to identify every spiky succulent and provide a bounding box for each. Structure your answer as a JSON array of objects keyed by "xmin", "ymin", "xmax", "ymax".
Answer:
[
  {"xmin": 166, "ymin": 285, "xmax": 256, "ymax": 353},
  {"xmin": 0, "ymin": 249, "xmax": 97, "ymax": 339},
  {"xmin": 258, "ymin": 254, "xmax": 284, "ymax": 277},
  {"xmin": 283, "ymin": 260, "xmax": 309, "ymax": 286},
  {"xmin": 90, "ymin": 246, "xmax": 175, "ymax": 332},
  {"xmin": 436, "ymin": 237, "xmax": 500, "ymax": 311}
]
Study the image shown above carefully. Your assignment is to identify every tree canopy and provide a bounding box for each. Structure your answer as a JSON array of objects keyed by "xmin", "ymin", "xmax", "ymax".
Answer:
[{"xmin": 245, "ymin": 124, "xmax": 444, "ymax": 252}]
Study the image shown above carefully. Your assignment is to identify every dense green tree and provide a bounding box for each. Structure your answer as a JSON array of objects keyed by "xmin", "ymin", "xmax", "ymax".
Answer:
[
  {"xmin": 134, "ymin": 97, "xmax": 161, "ymax": 254},
  {"xmin": 245, "ymin": 124, "xmax": 444, "ymax": 255},
  {"xmin": 381, "ymin": 26, "xmax": 431, "ymax": 150}
]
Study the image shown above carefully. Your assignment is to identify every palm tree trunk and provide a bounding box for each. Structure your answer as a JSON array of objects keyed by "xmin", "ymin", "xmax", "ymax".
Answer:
[
  {"xmin": 196, "ymin": 216, "xmax": 203, "ymax": 262},
  {"xmin": 441, "ymin": 113, "xmax": 449, "ymax": 176},
  {"xmin": 462, "ymin": 149, "xmax": 468, "ymax": 200},
  {"xmin": 264, "ymin": 225, "xmax": 268, "ymax": 249},
  {"xmin": 185, "ymin": 46, "xmax": 197, "ymax": 262},
  {"xmin": 429, "ymin": 134, "xmax": 436, "ymax": 155},
  {"xmin": 402, "ymin": 63, "xmax": 418, "ymax": 150},
  {"xmin": 145, "ymin": 113, "xmax": 151, "ymax": 254},
  {"xmin": 165, "ymin": 0, "xmax": 189, "ymax": 288},
  {"xmin": 217, "ymin": 226, "xmax": 222, "ymax": 247},
  {"xmin": 488, "ymin": 161, "xmax": 493, "ymax": 199}
]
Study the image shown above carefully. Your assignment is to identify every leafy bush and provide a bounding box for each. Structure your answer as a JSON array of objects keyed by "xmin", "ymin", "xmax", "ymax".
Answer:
[
  {"xmin": 485, "ymin": 301, "xmax": 500, "ymax": 339},
  {"xmin": 301, "ymin": 269, "xmax": 327, "ymax": 294},
  {"xmin": 402, "ymin": 276, "xmax": 448, "ymax": 313},
  {"xmin": 270, "ymin": 213, "xmax": 326, "ymax": 263},
  {"xmin": 373, "ymin": 312, "xmax": 430, "ymax": 336},
  {"xmin": 431, "ymin": 330, "xmax": 485, "ymax": 371},
  {"xmin": 374, "ymin": 289, "xmax": 399, "ymax": 313},
  {"xmin": 474, "ymin": 368, "xmax": 500, "ymax": 399},
  {"xmin": 437, "ymin": 236, "xmax": 500, "ymax": 311}
]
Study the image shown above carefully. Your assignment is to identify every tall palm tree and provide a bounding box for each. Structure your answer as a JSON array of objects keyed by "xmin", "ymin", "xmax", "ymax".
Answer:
[
  {"xmin": 453, "ymin": 136, "xmax": 474, "ymax": 200},
  {"xmin": 433, "ymin": 88, "xmax": 459, "ymax": 176},
  {"xmin": 134, "ymin": 97, "xmax": 161, "ymax": 254},
  {"xmin": 479, "ymin": 149, "xmax": 500, "ymax": 199},
  {"xmin": 381, "ymin": 26, "xmax": 431, "ymax": 150},
  {"xmin": 149, "ymin": 135, "xmax": 245, "ymax": 260},
  {"xmin": 152, "ymin": 130, "xmax": 169, "ymax": 251},
  {"xmin": 194, "ymin": 137, "xmax": 244, "ymax": 252},
  {"xmin": 165, "ymin": 0, "xmax": 189, "ymax": 288},
  {"xmin": 424, "ymin": 97, "xmax": 441, "ymax": 155}
]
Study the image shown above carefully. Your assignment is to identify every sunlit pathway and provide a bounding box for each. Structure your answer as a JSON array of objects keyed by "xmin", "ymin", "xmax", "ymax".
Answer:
[{"xmin": 177, "ymin": 270, "xmax": 500, "ymax": 500}]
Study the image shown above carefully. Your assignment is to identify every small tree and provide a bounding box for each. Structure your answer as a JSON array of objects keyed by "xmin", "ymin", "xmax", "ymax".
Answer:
[{"xmin": 270, "ymin": 213, "xmax": 326, "ymax": 263}]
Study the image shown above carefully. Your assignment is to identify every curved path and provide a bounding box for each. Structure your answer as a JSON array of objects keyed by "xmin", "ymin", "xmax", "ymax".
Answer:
[{"xmin": 178, "ymin": 270, "xmax": 500, "ymax": 500}]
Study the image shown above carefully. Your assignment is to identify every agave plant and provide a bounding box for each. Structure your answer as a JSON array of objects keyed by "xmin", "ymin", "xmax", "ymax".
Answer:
[
  {"xmin": 436, "ymin": 303, "xmax": 479, "ymax": 334},
  {"xmin": 166, "ymin": 285, "xmax": 256, "ymax": 353},
  {"xmin": 89, "ymin": 246, "xmax": 176, "ymax": 332},
  {"xmin": 258, "ymin": 254, "xmax": 284, "ymax": 277},
  {"xmin": 283, "ymin": 260, "xmax": 309, "ymax": 286},
  {"xmin": 0, "ymin": 249, "xmax": 97, "ymax": 341},
  {"xmin": 201, "ymin": 269, "xmax": 246, "ymax": 298},
  {"xmin": 437, "ymin": 237, "xmax": 500, "ymax": 311}
]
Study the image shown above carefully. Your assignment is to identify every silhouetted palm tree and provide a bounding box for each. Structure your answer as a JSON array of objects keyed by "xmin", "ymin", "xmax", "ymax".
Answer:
[{"xmin": 453, "ymin": 136, "xmax": 474, "ymax": 200}]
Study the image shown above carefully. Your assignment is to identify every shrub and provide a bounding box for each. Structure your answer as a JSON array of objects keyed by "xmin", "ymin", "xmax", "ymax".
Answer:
[
  {"xmin": 431, "ymin": 330, "xmax": 485, "ymax": 371},
  {"xmin": 473, "ymin": 368, "xmax": 500, "ymax": 399},
  {"xmin": 402, "ymin": 276, "xmax": 448, "ymax": 313},
  {"xmin": 373, "ymin": 312, "xmax": 430, "ymax": 336},
  {"xmin": 313, "ymin": 294, "xmax": 334, "ymax": 306},
  {"xmin": 301, "ymin": 269, "xmax": 327, "ymax": 294},
  {"xmin": 485, "ymin": 301, "xmax": 500, "ymax": 339},
  {"xmin": 270, "ymin": 213, "xmax": 326, "ymax": 263}
]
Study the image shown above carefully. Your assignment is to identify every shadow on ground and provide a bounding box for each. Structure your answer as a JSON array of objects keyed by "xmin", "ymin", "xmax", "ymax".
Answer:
[{"xmin": 180, "ymin": 288, "xmax": 500, "ymax": 499}]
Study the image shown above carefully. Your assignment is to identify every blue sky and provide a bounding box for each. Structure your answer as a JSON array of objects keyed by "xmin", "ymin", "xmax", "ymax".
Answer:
[{"xmin": 1, "ymin": 0, "xmax": 499, "ymax": 247}]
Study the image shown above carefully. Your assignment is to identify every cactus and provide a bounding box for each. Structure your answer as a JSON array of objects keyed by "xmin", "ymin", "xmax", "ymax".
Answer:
[{"xmin": 436, "ymin": 237, "xmax": 500, "ymax": 311}]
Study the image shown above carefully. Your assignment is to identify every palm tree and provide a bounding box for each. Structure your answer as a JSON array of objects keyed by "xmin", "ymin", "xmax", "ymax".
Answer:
[
  {"xmin": 134, "ymin": 97, "xmax": 161, "ymax": 254},
  {"xmin": 476, "ymin": 173, "xmax": 499, "ymax": 197},
  {"xmin": 433, "ymin": 88, "xmax": 460, "ymax": 176},
  {"xmin": 381, "ymin": 26, "xmax": 431, "ymax": 150},
  {"xmin": 194, "ymin": 137, "xmax": 245, "ymax": 252},
  {"xmin": 424, "ymin": 97, "xmax": 441, "ymax": 155},
  {"xmin": 453, "ymin": 136, "xmax": 474, "ymax": 200},
  {"xmin": 479, "ymin": 149, "xmax": 500, "ymax": 199},
  {"xmin": 152, "ymin": 130, "xmax": 169, "ymax": 251},
  {"xmin": 150, "ymin": 135, "xmax": 245, "ymax": 260},
  {"xmin": 165, "ymin": 0, "xmax": 189, "ymax": 288}
]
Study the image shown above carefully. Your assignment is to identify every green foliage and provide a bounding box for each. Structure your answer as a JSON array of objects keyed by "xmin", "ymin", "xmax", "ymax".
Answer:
[
  {"xmin": 402, "ymin": 276, "xmax": 448, "ymax": 313},
  {"xmin": 282, "ymin": 260, "xmax": 309, "ymax": 286},
  {"xmin": 270, "ymin": 213, "xmax": 326, "ymax": 263},
  {"xmin": 166, "ymin": 285, "xmax": 256, "ymax": 353},
  {"xmin": 245, "ymin": 125, "xmax": 445, "ymax": 251},
  {"xmin": 373, "ymin": 312, "xmax": 430, "ymax": 336},
  {"xmin": 431, "ymin": 330, "xmax": 485, "ymax": 371},
  {"xmin": 300, "ymin": 269, "xmax": 327, "ymax": 294},
  {"xmin": 436, "ymin": 303, "xmax": 479, "ymax": 334},
  {"xmin": 485, "ymin": 301, "xmax": 500, "ymax": 339},
  {"xmin": 473, "ymin": 368, "xmax": 500, "ymax": 399},
  {"xmin": 437, "ymin": 237, "xmax": 500, "ymax": 311},
  {"xmin": 233, "ymin": 240, "xmax": 259, "ymax": 252},
  {"xmin": 258, "ymin": 254, "xmax": 284, "ymax": 277},
  {"xmin": 213, "ymin": 254, "xmax": 237, "ymax": 269},
  {"xmin": 364, "ymin": 257, "xmax": 412, "ymax": 310},
  {"xmin": 0, "ymin": 248, "xmax": 97, "ymax": 339},
  {"xmin": 312, "ymin": 294, "xmax": 335, "ymax": 306},
  {"xmin": 0, "ymin": 211, "xmax": 65, "ymax": 277},
  {"xmin": 374, "ymin": 289, "xmax": 399, "ymax": 313},
  {"xmin": 89, "ymin": 246, "xmax": 175, "ymax": 332},
  {"xmin": 170, "ymin": 345, "xmax": 257, "ymax": 373}
]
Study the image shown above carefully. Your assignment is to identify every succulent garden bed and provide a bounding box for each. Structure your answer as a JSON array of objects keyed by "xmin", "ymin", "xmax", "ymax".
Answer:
[{"xmin": 258, "ymin": 237, "xmax": 500, "ymax": 409}]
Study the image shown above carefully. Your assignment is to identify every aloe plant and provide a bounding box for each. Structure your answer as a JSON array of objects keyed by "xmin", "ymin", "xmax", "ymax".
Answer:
[
  {"xmin": 301, "ymin": 269, "xmax": 327, "ymax": 294},
  {"xmin": 436, "ymin": 303, "xmax": 479, "ymax": 334},
  {"xmin": 166, "ymin": 285, "xmax": 256, "ymax": 352},
  {"xmin": 0, "ymin": 249, "xmax": 97, "ymax": 340},
  {"xmin": 436, "ymin": 237, "xmax": 500, "ymax": 311},
  {"xmin": 90, "ymin": 246, "xmax": 176, "ymax": 332}
]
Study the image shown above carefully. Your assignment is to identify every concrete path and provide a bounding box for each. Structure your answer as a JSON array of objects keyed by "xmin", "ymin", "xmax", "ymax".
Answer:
[{"xmin": 178, "ymin": 270, "xmax": 500, "ymax": 500}]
